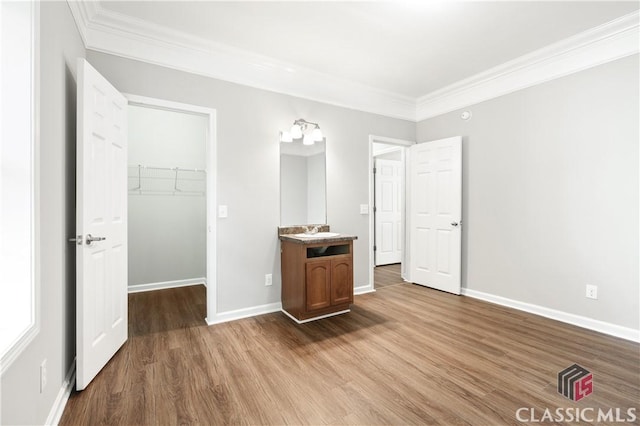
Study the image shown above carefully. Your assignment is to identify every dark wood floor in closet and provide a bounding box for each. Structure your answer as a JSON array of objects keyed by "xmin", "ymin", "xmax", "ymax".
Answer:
[{"xmin": 61, "ymin": 280, "xmax": 639, "ymax": 425}]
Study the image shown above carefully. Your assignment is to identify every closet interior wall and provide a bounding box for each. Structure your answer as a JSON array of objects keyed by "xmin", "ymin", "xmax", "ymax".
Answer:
[{"xmin": 127, "ymin": 104, "xmax": 208, "ymax": 289}]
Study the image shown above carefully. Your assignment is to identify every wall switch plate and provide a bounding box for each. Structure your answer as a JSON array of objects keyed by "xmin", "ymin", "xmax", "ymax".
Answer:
[
  {"xmin": 586, "ymin": 284, "xmax": 598, "ymax": 299},
  {"xmin": 360, "ymin": 204, "xmax": 369, "ymax": 215},
  {"xmin": 265, "ymin": 273, "xmax": 272, "ymax": 286},
  {"xmin": 40, "ymin": 359, "xmax": 47, "ymax": 393},
  {"xmin": 218, "ymin": 205, "xmax": 228, "ymax": 218}
]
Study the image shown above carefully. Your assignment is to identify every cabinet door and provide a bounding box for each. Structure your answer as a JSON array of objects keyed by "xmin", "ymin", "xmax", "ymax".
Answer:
[
  {"xmin": 306, "ymin": 260, "xmax": 331, "ymax": 311},
  {"xmin": 331, "ymin": 258, "xmax": 353, "ymax": 305}
]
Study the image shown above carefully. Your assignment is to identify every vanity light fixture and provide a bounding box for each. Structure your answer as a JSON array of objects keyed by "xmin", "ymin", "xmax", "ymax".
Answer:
[
  {"xmin": 280, "ymin": 131, "xmax": 293, "ymax": 142},
  {"xmin": 303, "ymin": 133, "xmax": 315, "ymax": 145},
  {"xmin": 280, "ymin": 118, "xmax": 323, "ymax": 144}
]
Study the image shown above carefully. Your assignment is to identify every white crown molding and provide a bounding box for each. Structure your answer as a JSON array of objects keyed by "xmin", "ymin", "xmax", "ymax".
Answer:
[
  {"xmin": 66, "ymin": 0, "xmax": 95, "ymax": 46},
  {"xmin": 66, "ymin": 1, "xmax": 417, "ymax": 121},
  {"xmin": 416, "ymin": 10, "xmax": 640, "ymax": 121},
  {"xmin": 67, "ymin": 2, "xmax": 638, "ymax": 123}
]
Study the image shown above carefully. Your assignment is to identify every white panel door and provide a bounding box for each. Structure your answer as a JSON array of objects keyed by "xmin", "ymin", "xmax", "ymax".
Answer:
[
  {"xmin": 375, "ymin": 159, "xmax": 402, "ymax": 265},
  {"xmin": 408, "ymin": 137, "xmax": 461, "ymax": 295},
  {"xmin": 76, "ymin": 59, "xmax": 128, "ymax": 390}
]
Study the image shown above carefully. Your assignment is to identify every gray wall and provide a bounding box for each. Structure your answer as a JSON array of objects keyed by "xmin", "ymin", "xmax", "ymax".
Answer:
[
  {"xmin": 416, "ymin": 55, "xmax": 639, "ymax": 330},
  {"xmin": 86, "ymin": 50, "xmax": 415, "ymax": 312},
  {"xmin": 1, "ymin": 2, "xmax": 85, "ymax": 424},
  {"xmin": 127, "ymin": 105, "xmax": 207, "ymax": 286}
]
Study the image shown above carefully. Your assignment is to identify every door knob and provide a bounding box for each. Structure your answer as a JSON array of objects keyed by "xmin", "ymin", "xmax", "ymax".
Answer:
[
  {"xmin": 451, "ymin": 222, "xmax": 459, "ymax": 227},
  {"xmin": 85, "ymin": 234, "xmax": 106, "ymax": 245}
]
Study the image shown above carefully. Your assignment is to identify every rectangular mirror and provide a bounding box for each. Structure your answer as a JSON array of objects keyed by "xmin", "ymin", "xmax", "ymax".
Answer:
[{"xmin": 280, "ymin": 140, "xmax": 326, "ymax": 226}]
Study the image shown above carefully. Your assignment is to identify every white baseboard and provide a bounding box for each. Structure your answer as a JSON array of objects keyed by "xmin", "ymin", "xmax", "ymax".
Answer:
[
  {"xmin": 206, "ymin": 302, "xmax": 282, "ymax": 325},
  {"xmin": 354, "ymin": 284, "xmax": 376, "ymax": 295},
  {"xmin": 204, "ymin": 286, "xmax": 373, "ymax": 326},
  {"xmin": 45, "ymin": 360, "xmax": 76, "ymax": 426},
  {"xmin": 128, "ymin": 277, "xmax": 206, "ymax": 293},
  {"xmin": 281, "ymin": 308, "xmax": 350, "ymax": 324},
  {"xmin": 461, "ymin": 288, "xmax": 640, "ymax": 343}
]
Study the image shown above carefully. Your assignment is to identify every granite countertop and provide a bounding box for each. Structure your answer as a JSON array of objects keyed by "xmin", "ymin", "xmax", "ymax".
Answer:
[
  {"xmin": 278, "ymin": 225, "xmax": 357, "ymax": 245},
  {"xmin": 279, "ymin": 233, "xmax": 358, "ymax": 245}
]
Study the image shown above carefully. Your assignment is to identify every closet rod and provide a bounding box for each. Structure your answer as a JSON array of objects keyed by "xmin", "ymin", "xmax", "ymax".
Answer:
[{"xmin": 129, "ymin": 164, "xmax": 207, "ymax": 173}]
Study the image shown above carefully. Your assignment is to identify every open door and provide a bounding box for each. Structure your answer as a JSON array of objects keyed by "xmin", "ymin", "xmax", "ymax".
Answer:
[
  {"xmin": 407, "ymin": 137, "xmax": 461, "ymax": 295},
  {"xmin": 75, "ymin": 58, "xmax": 128, "ymax": 390}
]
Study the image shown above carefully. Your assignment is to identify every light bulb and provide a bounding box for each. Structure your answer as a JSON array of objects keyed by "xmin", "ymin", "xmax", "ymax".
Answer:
[
  {"xmin": 303, "ymin": 133, "xmax": 315, "ymax": 145},
  {"xmin": 312, "ymin": 127, "xmax": 323, "ymax": 142},
  {"xmin": 290, "ymin": 124, "xmax": 302, "ymax": 139},
  {"xmin": 280, "ymin": 131, "xmax": 293, "ymax": 143}
]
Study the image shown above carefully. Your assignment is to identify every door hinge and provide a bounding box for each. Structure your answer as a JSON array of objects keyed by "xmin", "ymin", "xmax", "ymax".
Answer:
[
  {"xmin": 373, "ymin": 167, "xmax": 377, "ymax": 174},
  {"xmin": 373, "ymin": 245, "xmax": 377, "ymax": 251},
  {"xmin": 373, "ymin": 206, "xmax": 377, "ymax": 213}
]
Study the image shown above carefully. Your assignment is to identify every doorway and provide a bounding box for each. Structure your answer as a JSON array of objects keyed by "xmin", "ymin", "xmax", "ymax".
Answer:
[
  {"xmin": 124, "ymin": 94, "xmax": 217, "ymax": 323},
  {"xmin": 374, "ymin": 147, "xmax": 402, "ymax": 266},
  {"xmin": 368, "ymin": 135, "xmax": 413, "ymax": 292}
]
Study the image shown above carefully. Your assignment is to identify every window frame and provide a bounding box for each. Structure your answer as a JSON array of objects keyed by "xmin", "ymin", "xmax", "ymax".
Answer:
[{"xmin": 0, "ymin": 0, "xmax": 40, "ymax": 376}]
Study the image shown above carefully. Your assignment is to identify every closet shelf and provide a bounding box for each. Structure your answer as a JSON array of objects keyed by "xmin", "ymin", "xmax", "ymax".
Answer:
[{"xmin": 128, "ymin": 164, "xmax": 206, "ymax": 196}]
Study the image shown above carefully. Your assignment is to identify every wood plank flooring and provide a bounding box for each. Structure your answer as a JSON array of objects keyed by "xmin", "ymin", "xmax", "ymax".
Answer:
[
  {"xmin": 374, "ymin": 263, "xmax": 403, "ymax": 289},
  {"xmin": 61, "ymin": 283, "xmax": 640, "ymax": 425}
]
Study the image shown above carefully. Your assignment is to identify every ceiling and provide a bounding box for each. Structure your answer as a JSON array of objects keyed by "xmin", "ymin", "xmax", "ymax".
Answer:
[
  {"xmin": 72, "ymin": 1, "xmax": 639, "ymax": 120},
  {"xmin": 97, "ymin": 1, "xmax": 638, "ymax": 99}
]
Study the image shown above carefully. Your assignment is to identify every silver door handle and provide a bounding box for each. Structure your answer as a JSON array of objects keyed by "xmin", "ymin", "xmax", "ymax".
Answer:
[{"xmin": 85, "ymin": 234, "xmax": 106, "ymax": 245}]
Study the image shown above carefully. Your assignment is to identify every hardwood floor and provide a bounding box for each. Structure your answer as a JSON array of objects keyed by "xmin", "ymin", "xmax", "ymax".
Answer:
[
  {"xmin": 61, "ymin": 283, "xmax": 640, "ymax": 425},
  {"xmin": 374, "ymin": 263, "xmax": 403, "ymax": 289}
]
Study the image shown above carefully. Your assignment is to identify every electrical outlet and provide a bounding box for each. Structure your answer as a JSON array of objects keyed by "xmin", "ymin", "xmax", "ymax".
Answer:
[
  {"xmin": 40, "ymin": 359, "xmax": 47, "ymax": 393},
  {"xmin": 586, "ymin": 284, "xmax": 598, "ymax": 300},
  {"xmin": 265, "ymin": 273, "xmax": 272, "ymax": 286}
]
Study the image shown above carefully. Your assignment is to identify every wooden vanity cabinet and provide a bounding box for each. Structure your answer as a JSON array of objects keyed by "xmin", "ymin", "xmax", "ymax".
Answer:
[{"xmin": 281, "ymin": 239, "xmax": 354, "ymax": 322}]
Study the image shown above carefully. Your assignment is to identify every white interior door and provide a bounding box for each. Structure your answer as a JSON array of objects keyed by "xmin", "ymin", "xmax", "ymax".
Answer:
[
  {"xmin": 375, "ymin": 158, "xmax": 402, "ymax": 265},
  {"xmin": 76, "ymin": 58, "xmax": 128, "ymax": 390},
  {"xmin": 407, "ymin": 137, "xmax": 461, "ymax": 295}
]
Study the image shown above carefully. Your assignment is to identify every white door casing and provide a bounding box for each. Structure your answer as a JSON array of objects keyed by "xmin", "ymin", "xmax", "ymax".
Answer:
[
  {"xmin": 407, "ymin": 137, "xmax": 462, "ymax": 295},
  {"xmin": 375, "ymin": 158, "xmax": 402, "ymax": 266},
  {"xmin": 76, "ymin": 58, "xmax": 128, "ymax": 390}
]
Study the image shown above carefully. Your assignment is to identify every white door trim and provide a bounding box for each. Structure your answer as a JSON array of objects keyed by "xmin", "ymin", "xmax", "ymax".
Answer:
[
  {"xmin": 123, "ymin": 94, "xmax": 217, "ymax": 322},
  {"xmin": 365, "ymin": 135, "xmax": 414, "ymax": 294}
]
